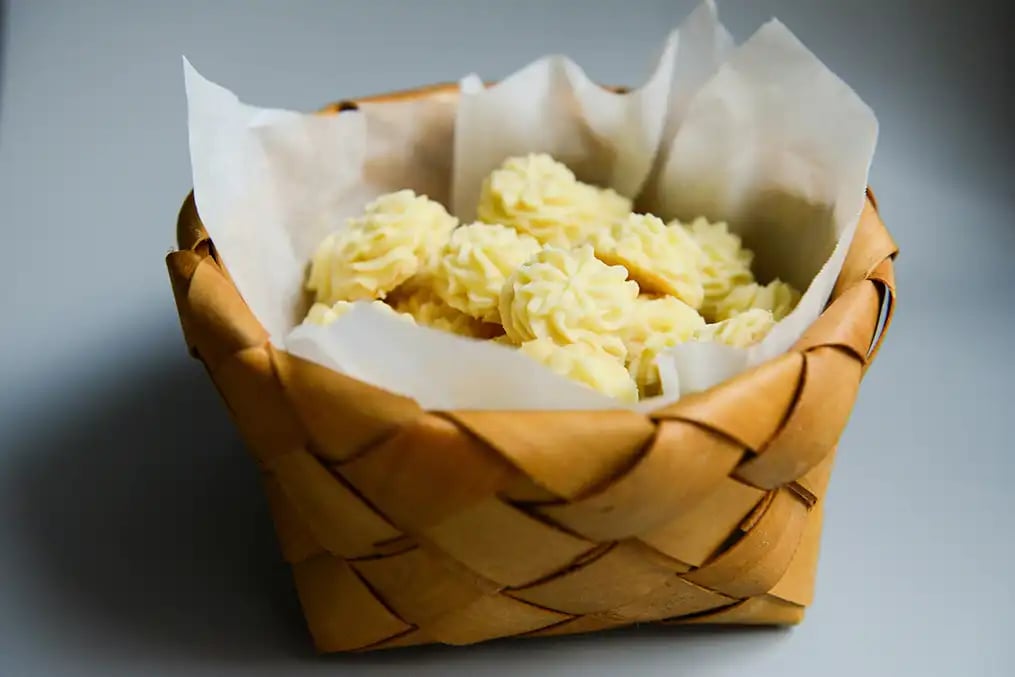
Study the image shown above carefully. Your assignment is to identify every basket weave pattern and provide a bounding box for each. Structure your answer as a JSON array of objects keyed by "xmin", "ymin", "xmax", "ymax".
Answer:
[{"xmin": 167, "ymin": 88, "xmax": 897, "ymax": 652}]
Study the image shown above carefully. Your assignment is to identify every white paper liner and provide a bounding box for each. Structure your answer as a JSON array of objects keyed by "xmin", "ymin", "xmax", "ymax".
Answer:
[{"xmin": 183, "ymin": 1, "xmax": 877, "ymax": 411}]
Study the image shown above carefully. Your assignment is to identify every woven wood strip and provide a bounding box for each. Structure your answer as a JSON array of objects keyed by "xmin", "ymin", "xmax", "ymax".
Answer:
[
  {"xmin": 352, "ymin": 545, "xmax": 501, "ymax": 628},
  {"xmin": 524, "ymin": 614, "xmax": 630, "ymax": 639},
  {"xmin": 335, "ymin": 414, "xmax": 520, "ymax": 533},
  {"xmin": 211, "ymin": 347, "xmax": 308, "ymax": 466},
  {"xmin": 534, "ymin": 420, "xmax": 746, "ymax": 541},
  {"xmin": 651, "ymin": 352, "xmax": 805, "ymax": 450},
  {"xmin": 422, "ymin": 498, "xmax": 598, "ymax": 587},
  {"xmin": 682, "ymin": 489, "xmax": 808, "ymax": 598},
  {"xmin": 734, "ymin": 346, "xmax": 862, "ymax": 490},
  {"xmin": 270, "ymin": 345, "xmax": 423, "ymax": 463},
  {"xmin": 292, "ymin": 552, "xmax": 414, "ymax": 652},
  {"xmin": 268, "ymin": 449, "xmax": 404, "ymax": 560},
  {"xmin": 865, "ymin": 258, "xmax": 897, "ymax": 365},
  {"xmin": 768, "ymin": 502, "xmax": 826, "ymax": 607},
  {"xmin": 424, "ymin": 591, "xmax": 573, "ymax": 646},
  {"xmin": 509, "ymin": 541, "xmax": 689, "ymax": 614},
  {"xmin": 360, "ymin": 629, "xmax": 433, "ymax": 651},
  {"xmin": 592, "ymin": 572, "xmax": 736, "ymax": 624},
  {"xmin": 167, "ymin": 252, "xmax": 268, "ymax": 372},
  {"xmin": 640, "ymin": 477, "xmax": 765, "ymax": 566},
  {"xmin": 260, "ymin": 473, "xmax": 324, "ymax": 564},
  {"xmin": 445, "ymin": 410, "xmax": 656, "ymax": 500},
  {"xmin": 165, "ymin": 85, "xmax": 897, "ymax": 652},
  {"xmin": 794, "ymin": 280, "xmax": 882, "ymax": 359},
  {"xmin": 671, "ymin": 594, "xmax": 805, "ymax": 625}
]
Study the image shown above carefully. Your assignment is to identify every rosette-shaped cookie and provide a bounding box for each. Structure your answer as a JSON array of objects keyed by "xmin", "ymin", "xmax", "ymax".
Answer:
[
  {"xmin": 578, "ymin": 182, "xmax": 634, "ymax": 229},
  {"xmin": 477, "ymin": 154, "xmax": 624, "ymax": 247},
  {"xmin": 433, "ymin": 222, "xmax": 541, "ymax": 323},
  {"xmin": 588, "ymin": 213, "xmax": 704, "ymax": 307},
  {"xmin": 519, "ymin": 338, "xmax": 639, "ymax": 404},
  {"xmin": 500, "ymin": 245, "xmax": 638, "ymax": 359},
  {"xmin": 622, "ymin": 296, "xmax": 706, "ymax": 397},
  {"xmin": 302, "ymin": 300, "xmax": 414, "ymax": 327},
  {"xmin": 682, "ymin": 217, "xmax": 755, "ymax": 321},
  {"xmin": 390, "ymin": 278, "xmax": 502, "ymax": 339},
  {"xmin": 715, "ymin": 279, "xmax": 800, "ymax": 322},
  {"xmin": 306, "ymin": 190, "xmax": 458, "ymax": 303},
  {"xmin": 696, "ymin": 308, "xmax": 776, "ymax": 348},
  {"xmin": 623, "ymin": 295, "xmax": 707, "ymax": 346}
]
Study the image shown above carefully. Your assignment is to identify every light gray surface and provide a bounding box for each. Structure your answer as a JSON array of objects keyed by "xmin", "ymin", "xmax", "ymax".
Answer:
[{"xmin": 1, "ymin": 1, "xmax": 1012, "ymax": 675}]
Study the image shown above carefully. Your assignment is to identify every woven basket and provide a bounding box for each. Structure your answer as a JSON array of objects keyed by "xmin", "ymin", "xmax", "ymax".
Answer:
[{"xmin": 166, "ymin": 83, "xmax": 897, "ymax": 653}]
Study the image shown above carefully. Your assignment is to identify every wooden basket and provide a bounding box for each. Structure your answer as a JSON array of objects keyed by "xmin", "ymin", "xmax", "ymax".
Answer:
[{"xmin": 166, "ymin": 84, "xmax": 897, "ymax": 653}]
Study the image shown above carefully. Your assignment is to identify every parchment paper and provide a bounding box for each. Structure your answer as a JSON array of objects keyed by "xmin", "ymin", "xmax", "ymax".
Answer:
[
  {"xmin": 451, "ymin": 30, "xmax": 677, "ymax": 220},
  {"xmin": 183, "ymin": 1, "xmax": 877, "ymax": 410},
  {"xmin": 655, "ymin": 19, "xmax": 878, "ymax": 388},
  {"xmin": 639, "ymin": 0, "xmax": 734, "ymax": 214}
]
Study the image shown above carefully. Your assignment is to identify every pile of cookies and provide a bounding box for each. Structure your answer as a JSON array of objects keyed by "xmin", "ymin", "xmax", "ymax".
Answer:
[{"xmin": 304, "ymin": 154, "xmax": 799, "ymax": 402}]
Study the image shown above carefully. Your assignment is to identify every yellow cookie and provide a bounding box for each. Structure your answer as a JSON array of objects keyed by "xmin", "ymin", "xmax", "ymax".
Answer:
[
  {"xmin": 588, "ymin": 213, "xmax": 705, "ymax": 308},
  {"xmin": 696, "ymin": 308, "xmax": 776, "ymax": 348},
  {"xmin": 519, "ymin": 338, "xmax": 639, "ymax": 404},
  {"xmin": 576, "ymin": 182, "xmax": 634, "ymax": 234},
  {"xmin": 681, "ymin": 217, "xmax": 755, "ymax": 321},
  {"xmin": 715, "ymin": 279, "xmax": 800, "ymax": 322},
  {"xmin": 590, "ymin": 184, "xmax": 634, "ymax": 222},
  {"xmin": 306, "ymin": 190, "xmax": 457, "ymax": 303},
  {"xmin": 433, "ymin": 222, "xmax": 541, "ymax": 323},
  {"xmin": 390, "ymin": 277, "xmax": 502, "ymax": 339},
  {"xmin": 622, "ymin": 296, "xmax": 706, "ymax": 397},
  {"xmin": 500, "ymin": 245, "xmax": 638, "ymax": 360},
  {"xmin": 478, "ymin": 154, "xmax": 626, "ymax": 247}
]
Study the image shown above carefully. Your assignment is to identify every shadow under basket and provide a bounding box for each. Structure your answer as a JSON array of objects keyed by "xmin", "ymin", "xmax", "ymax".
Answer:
[{"xmin": 166, "ymin": 84, "xmax": 898, "ymax": 653}]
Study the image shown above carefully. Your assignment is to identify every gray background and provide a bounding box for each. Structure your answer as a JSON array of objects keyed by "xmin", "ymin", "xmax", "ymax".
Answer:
[{"xmin": 1, "ymin": 0, "xmax": 1012, "ymax": 675}]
